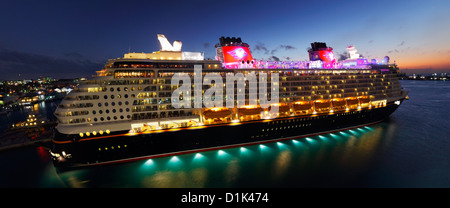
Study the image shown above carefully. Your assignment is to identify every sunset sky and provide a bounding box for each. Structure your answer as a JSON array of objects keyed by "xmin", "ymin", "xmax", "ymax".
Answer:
[{"xmin": 1, "ymin": 0, "xmax": 449, "ymax": 79}]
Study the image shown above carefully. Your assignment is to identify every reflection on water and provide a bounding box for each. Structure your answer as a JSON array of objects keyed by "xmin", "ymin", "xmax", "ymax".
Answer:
[{"xmin": 54, "ymin": 122, "xmax": 391, "ymax": 188}]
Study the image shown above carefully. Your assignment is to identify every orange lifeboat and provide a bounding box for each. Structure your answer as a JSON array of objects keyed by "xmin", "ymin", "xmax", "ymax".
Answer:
[
  {"xmin": 269, "ymin": 103, "xmax": 290, "ymax": 117},
  {"xmin": 293, "ymin": 101, "xmax": 312, "ymax": 115},
  {"xmin": 358, "ymin": 96, "xmax": 370, "ymax": 108},
  {"xmin": 314, "ymin": 100, "xmax": 331, "ymax": 113},
  {"xmin": 345, "ymin": 97, "xmax": 359, "ymax": 109},
  {"xmin": 203, "ymin": 107, "xmax": 232, "ymax": 120},
  {"xmin": 238, "ymin": 105, "xmax": 262, "ymax": 121},
  {"xmin": 331, "ymin": 98, "xmax": 346, "ymax": 111}
]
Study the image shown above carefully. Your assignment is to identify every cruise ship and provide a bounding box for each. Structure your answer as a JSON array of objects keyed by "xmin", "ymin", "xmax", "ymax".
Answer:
[{"xmin": 50, "ymin": 35, "xmax": 408, "ymax": 168}]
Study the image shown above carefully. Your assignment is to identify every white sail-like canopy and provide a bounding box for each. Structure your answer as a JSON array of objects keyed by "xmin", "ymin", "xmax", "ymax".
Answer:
[{"xmin": 157, "ymin": 34, "xmax": 182, "ymax": 51}]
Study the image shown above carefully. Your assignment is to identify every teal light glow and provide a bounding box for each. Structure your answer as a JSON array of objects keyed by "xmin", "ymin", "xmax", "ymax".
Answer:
[
  {"xmin": 240, "ymin": 147, "xmax": 248, "ymax": 153},
  {"xmin": 357, "ymin": 128, "xmax": 367, "ymax": 133},
  {"xmin": 194, "ymin": 153, "xmax": 204, "ymax": 159},
  {"xmin": 277, "ymin": 141, "xmax": 288, "ymax": 150},
  {"xmin": 305, "ymin": 137, "xmax": 313, "ymax": 142},
  {"xmin": 292, "ymin": 139, "xmax": 300, "ymax": 144},
  {"xmin": 169, "ymin": 156, "xmax": 180, "ymax": 163},
  {"xmin": 218, "ymin": 150, "xmax": 226, "ymax": 156},
  {"xmin": 144, "ymin": 159, "xmax": 154, "ymax": 166},
  {"xmin": 259, "ymin": 144, "xmax": 267, "ymax": 149},
  {"xmin": 329, "ymin": 133, "xmax": 338, "ymax": 138},
  {"xmin": 349, "ymin": 129, "xmax": 360, "ymax": 136}
]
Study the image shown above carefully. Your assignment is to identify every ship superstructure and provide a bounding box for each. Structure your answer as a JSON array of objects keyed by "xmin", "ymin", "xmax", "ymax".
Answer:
[{"xmin": 50, "ymin": 35, "xmax": 408, "ymax": 168}]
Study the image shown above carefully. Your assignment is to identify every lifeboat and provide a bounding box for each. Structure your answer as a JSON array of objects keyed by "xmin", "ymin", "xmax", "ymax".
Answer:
[
  {"xmin": 331, "ymin": 98, "xmax": 347, "ymax": 111},
  {"xmin": 314, "ymin": 100, "xmax": 331, "ymax": 113},
  {"xmin": 269, "ymin": 103, "xmax": 290, "ymax": 117},
  {"xmin": 358, "ymin": 96, "xmax": 370, "ymax": 108},
  {"xmin": 238, "ymin": 105, "xmax": 262, "ymax": 116},
  {"xmin": 293, "ymin": 101, "xmax": 312, "ymax": 115},
  {"xmin": 203, "ymin": 107, "xmax": 232, "ymax": 120},
  {"xmin": 345, "ymin": 97, "xmax": 359, "ymax": 109},
  {"xmin": 238, "ymin": 105, "xmax": 262, "ymax": 121}
]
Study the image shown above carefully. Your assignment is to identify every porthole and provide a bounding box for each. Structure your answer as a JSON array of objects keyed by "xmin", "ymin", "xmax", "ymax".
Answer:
[
  {"xmin": 104, "ymin": 95, "xmax": 108, "ymax": 99},
  {"xmin": 113, "ymin": 116, "xmax": 117, "ymax": 120},
  {"xmin": 111, "ymin": 102, "xmax": 115, "ymax": 106},
  {"xmin": 117, "ymin": 87, "xmax": 121, "ymax": 92},
  {"xmin": 105, "ymin": 102, "xmax": 109, "ymax": 106},
  {"xmin": 98, "ymin": 103, "xmax": 102, "ymax": 107},
  {"xmin": 112, "ymin": 109, "xmax": 116, "ymax": 113},
  {"xmin": 110, "ymin": 88, "xmax": 114, "ymax": 92},
  {"xmin": 107, "ymin": 116, "xmax": 111, "ymax": 120},
  {"xmin": 111, "ymin": 95, "xmax": 115, "ymax": 99}
]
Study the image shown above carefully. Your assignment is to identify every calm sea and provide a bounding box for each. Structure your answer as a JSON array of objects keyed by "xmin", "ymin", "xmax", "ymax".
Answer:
[{"xmin": 0, "ymin": 80, "xmax": 449, "ymax": 188}]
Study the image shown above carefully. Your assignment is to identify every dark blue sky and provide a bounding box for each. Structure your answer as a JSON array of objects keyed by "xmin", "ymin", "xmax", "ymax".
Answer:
[{"xmin": 1, "ymin": 0, "xmax": 449, "ymax": 79}]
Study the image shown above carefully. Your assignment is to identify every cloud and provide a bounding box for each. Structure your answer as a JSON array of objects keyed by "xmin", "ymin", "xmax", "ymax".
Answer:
[
  {"xmin": 203, "ymin": 42, "xmax": 210, "ymax": 49},
  {"xmin": 337, "ymin": 51, "xmax": 349, "ymax": 61},
  {"xmin": 0, "ymin": 48, "xmax": 103, "ymax": 80},
  {"xmin": 253, "ymin": 43, "xmax": 297, "ymax": 55},
  {"xmin": 279, "ymin": 45, "xmax": 296, "ymax": 50},
  {"xmin": 398, "ymin": 41, "xmax": 405, "ymax": 46},
  {"xmin": 253, "ymin": 42, "xmax": 269, "ymax": 54},
  {"xmin": 268, "ymin": 56, "xmax": 280, "ymax": 61},
  {"xmin": 387, "ymin": 49, "xmax": 400, "ymax": 54}
]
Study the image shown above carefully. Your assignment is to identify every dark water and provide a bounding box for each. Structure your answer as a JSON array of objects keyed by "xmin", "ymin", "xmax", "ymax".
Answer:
[{"xmin": 0, "ymin": 80, "xmax": 449, "ymax": 188}]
